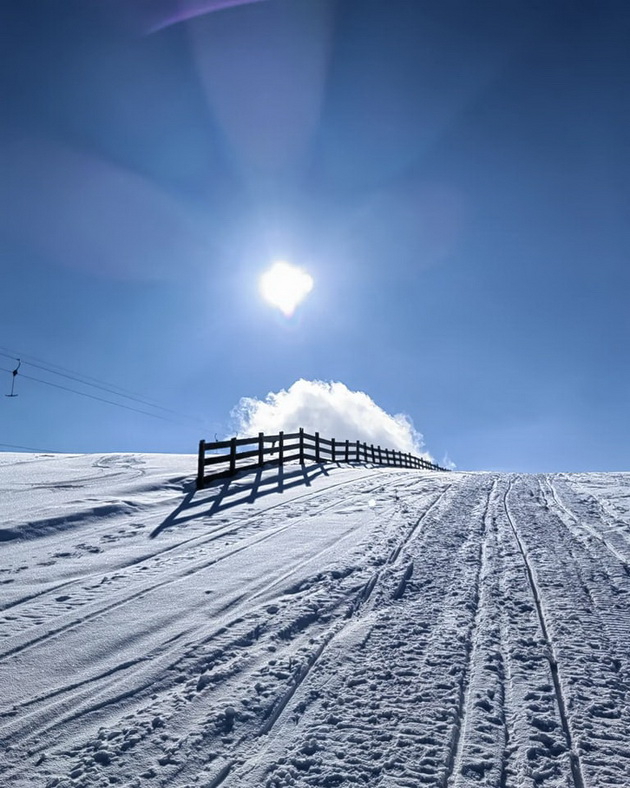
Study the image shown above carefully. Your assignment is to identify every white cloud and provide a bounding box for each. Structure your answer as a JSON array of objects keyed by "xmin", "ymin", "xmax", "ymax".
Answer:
[
  {"xmin": 232, "ymin": 379, "xmax": 432, "ymax": 460},
  {"xmin": 441, "ymin": 452, "xmax": 457, "ymax": 471}
]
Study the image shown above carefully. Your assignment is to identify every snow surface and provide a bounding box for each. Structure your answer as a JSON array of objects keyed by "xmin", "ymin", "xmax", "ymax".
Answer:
[{"xmin": 1, "ymin": 453, "xmax": 630, "ymax": 788}]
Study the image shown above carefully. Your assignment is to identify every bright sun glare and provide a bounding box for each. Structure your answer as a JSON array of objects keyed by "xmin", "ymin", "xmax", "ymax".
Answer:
[{"xmin": 259, "ymin": 261, "xmax": 314, "ymax": 317}]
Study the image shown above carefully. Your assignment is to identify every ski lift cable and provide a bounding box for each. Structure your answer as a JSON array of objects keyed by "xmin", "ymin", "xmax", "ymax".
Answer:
[
  {"xmin": 0, "ymin": 365, "xmax": 189, "ymax": 425},
  {"xmin": 0, "ymin": 346, "xmax": 163, "ymax": 403},
  {"xmin": 0, "ymin": 441, "xmax": 58, "ymax": 453},
  {"xmin": 0, "ymin": 349, "xmax": 202, "ymax": 424},
  {"xmin": 13, "ymin": 356, "xmax": 199, "ymax": 422},
  {"xmin": 0, "ymin": 348, "xmax": 198, "ymax": 420}
]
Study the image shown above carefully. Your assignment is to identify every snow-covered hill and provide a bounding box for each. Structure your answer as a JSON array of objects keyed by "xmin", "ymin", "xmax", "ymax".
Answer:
[{"xmin": 1, "ymin": 453, "xmax": 630, "ymax": 788}]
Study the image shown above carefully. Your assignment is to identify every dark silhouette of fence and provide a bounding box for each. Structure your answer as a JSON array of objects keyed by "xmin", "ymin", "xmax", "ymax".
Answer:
[{"xmin": 196, "ymin": 428, "xmax": 448, "ymax": 489}]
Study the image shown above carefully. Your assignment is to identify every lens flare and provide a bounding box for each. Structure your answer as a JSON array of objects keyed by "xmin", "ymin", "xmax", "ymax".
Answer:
[
  {"xmin": 145, "ymin": 0, "xmax": 269, "ymax": 34},
  {"xmin": 259, "ymin": 261, "xmax": 314, "ymax": 317}
]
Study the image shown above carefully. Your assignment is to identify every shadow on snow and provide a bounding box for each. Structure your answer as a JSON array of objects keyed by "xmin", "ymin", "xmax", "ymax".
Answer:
[{"xmin": 150, "ymin": 462, "xmax": 335, "ymax": 539}]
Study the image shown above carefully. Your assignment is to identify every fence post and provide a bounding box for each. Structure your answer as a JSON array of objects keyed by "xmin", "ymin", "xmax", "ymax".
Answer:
[
  {"xmin": 345, "ymin": 439, "xmax": 349, "ymax": 463},
  {"xmin": 331, "ymin": 437, "xmax": 336, "ymax": 463},
  {"xmin": 196, "ymin": 439, "xmax": 206, "ymax": 489},
  {"xmin": 229, "ymin": 437, "xmax": 237, "ymax": 475},
  {"xmin": 385, "ymin": 448, "xmax": 389, "ymax": 465},
  {"xmin": 278, "ymin": 431, "xmax": 284, "ymax": 466},
  {"xmin": 315, "ymin": 432, "xmax": 320, "ymax": 463},
  {"xmin": 356, "ymin": 440, "xmax": 360, "ymax": 463},
  {"xmin": 299, "ymin": 427, "xmax": 305, "ymax": 465},
  {"xmin": 378, "ymin": 445, "xmax": 383, "ymax": 464},
  {"xmin": 258, "ymin": 432, "xmax": 264, "ymax": 467}
]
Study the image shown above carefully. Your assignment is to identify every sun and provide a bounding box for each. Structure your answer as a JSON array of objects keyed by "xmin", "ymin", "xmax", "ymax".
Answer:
[{"xmin": 259, "ymin": 261, "xmax": 314, "ymax": 317}]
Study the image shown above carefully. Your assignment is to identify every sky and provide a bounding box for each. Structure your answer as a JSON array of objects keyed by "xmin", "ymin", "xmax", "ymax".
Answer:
[{"xmin": 1, "ymin": 0, "xmax": 629, "ymax": 472}]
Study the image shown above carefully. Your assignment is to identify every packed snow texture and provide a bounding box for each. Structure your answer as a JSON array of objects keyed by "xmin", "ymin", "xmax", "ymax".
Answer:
[
  {"xmin": 1, "ymin": 453, "xmax": 630, "ymax": 788},
  {"xmin": 233, "ymin": 379, "xmax": 428, "ymax": 457}
]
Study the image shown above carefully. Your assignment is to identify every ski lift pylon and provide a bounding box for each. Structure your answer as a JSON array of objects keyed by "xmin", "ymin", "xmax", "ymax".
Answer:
[{"xmin": 6, "ymin": 359, "xmax": 21, "ymax": 397}]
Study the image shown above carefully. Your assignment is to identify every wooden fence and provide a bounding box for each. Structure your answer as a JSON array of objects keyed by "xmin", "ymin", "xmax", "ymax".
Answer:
[{"xmin": 196, "ymin": 428, "xmax": 448, "ymax": 489}]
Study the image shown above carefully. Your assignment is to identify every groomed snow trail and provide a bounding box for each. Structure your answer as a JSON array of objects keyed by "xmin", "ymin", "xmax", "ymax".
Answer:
[{"xmin": 0, "ymin": 455, "xmax": 629, "ymax": 788}]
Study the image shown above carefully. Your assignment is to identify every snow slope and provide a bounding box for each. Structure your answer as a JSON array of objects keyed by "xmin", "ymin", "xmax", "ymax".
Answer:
[{"xmin": 1, "ymin": 453, "xmax": 630, "ymax": 788}]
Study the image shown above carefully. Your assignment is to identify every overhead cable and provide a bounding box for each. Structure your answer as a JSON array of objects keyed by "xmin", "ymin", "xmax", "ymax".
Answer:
[
  {"xmin": 0, "ymin": 365, "xmax": 188, "ymax": 424},
  {"xmin": 0, "ymin": 442, "xmax": 58, "ymax": 453},
  {"xmin": 0, "ymin": 348, "xmax": 202, "ymax": 424},
  {"xmin": 0, "ymin": 346, "xmax": 161, "ymax": 403}
]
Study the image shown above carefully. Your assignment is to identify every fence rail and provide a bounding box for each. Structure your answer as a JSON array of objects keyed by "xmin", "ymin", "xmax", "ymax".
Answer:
[{"xmin": 196, "ymin": 428, "xmax": 448, "ymax": 489}]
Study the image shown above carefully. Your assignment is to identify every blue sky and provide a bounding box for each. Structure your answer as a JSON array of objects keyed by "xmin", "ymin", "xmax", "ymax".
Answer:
[{"xmin": 1, "ymin": 0, "xmax": 629, "ymax": 472}]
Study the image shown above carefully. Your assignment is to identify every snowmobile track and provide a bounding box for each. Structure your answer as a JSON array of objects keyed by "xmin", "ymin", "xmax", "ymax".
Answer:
[
  {"xmin": 503, "ymin": 478, "xmax": 586, "ymax": 788},
  {"xmin": 442, "ymin": 480, "xmax": 505, "ymax": 788}
]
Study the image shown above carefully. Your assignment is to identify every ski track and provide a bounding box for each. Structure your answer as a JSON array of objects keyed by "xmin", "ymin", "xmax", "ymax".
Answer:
[
  {"xmin": 509, "ymin": 476, "xmax": 630, "ymax": 787},
  {"xmin": 228, "ymin": 474, "xmax": 494, "ymax": 788},
  {"xmin": 1, "ymin": 456, "xmax": 630, "ymax": 788},
  {"xmin": 0, "ymin": 458, "xmax": 444, "ymax": 786},
  {"xmin": 0, "ymin": 467, "xmax": 401, "ymax": 639},
  {"xmin": 502, "ymin": 478, "xmax": 585, "ymax": 788},
  {"xmin": 446, "ymin": 479, "xmax": 506, "ymax": 788}
]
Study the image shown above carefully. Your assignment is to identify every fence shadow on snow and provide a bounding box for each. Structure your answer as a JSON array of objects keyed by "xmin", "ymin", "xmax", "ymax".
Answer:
[{"xmin": 150, "ymin": 462, "xmax": 332, "ymax": 538}]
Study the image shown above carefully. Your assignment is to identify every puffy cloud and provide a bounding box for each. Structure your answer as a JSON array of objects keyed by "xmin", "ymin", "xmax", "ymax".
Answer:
[
  {"xmin": 232, "ymin": 379, "xmax": 432, "ymax": 459},
  {"xmin": 441, "ymin": 453, "xmax": 457, "ymax": 471}
]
